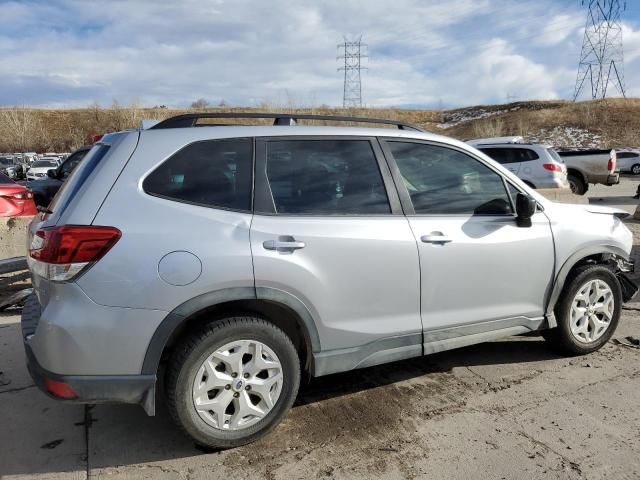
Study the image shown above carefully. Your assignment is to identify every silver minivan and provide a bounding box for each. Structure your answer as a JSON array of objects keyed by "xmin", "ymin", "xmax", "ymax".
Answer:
[{"xmin": 23, "ymin": 113, "xmax": 637, "ymax": 448}]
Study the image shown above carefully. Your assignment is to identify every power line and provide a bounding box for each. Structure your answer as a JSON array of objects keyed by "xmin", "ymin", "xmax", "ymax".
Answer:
[
  {"xmin": 574, "ymin": 0, "xmax": 627, "ymax": 100},
  {"xmin": 337, "ymin": 35, "xmax": 367, "ymax": 108}
]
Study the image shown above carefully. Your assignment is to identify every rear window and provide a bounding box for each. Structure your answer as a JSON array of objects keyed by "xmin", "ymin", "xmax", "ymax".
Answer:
[
  {"xmin": 143, "ymin": 138, "xmax": 253, "ymax": 212},
  {"xmin": 49, "ymin": 144, "xmax": 111, "ymax": 213},
  {"xmin": 546, "ymin": 148, "xmax": 564, "ymax": 163},
  {"xmin": 32, "ymin": 160, "xmax": 58, "ymax": 168}
]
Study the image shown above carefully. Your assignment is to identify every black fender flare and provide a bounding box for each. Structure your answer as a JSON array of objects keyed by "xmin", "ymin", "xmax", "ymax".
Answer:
[
  {"xmin": 544, "ymin": 244, "xmax": 629, "ymax": 326},
  {"xmin": 141, "ymin": 286, "xmax": 321, "ymax": 375}
]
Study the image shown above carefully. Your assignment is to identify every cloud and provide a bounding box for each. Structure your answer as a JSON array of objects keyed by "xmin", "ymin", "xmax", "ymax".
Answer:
[{"xmin": 0, "ymin": 0, "xmax": 636, "ymax": 107}]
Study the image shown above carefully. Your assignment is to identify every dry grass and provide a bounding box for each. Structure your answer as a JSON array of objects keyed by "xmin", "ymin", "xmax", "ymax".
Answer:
[{"xmin": 1, "ymin": 98, "xmax": 640, "ymax": 152}]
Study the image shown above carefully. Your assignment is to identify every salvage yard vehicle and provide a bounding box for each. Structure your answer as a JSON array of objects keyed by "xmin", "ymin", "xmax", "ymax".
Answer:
[
  {"xmin": 466, "ymin": 136, "xmax": 569, "ymax": 190},
  {"xmin": 0, "ymin": 172, "xmax": 37, "ymax": 217},
  {"xmin": 557, "ymin": 149, "xmax": 619, "ymax": 195},
  {"xmin": 26, "ymin": 158, "xmax": 61, "ymax": 181},
  {"xmin": 23, "ymin": 113, "xmax": 638, "ymax": 449},
  {"xmin": 27, "ymin": 146, "xmax": 90, "ymax": 207},
  {"xmin": 614, "ymin": 150, "xmax": 640, "ymax": 175}
]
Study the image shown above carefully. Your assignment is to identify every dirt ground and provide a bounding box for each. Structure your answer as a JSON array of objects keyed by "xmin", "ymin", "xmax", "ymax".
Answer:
[{"xmin": 2, "ymin": 180, "xmax": 640, "ymax": 480}]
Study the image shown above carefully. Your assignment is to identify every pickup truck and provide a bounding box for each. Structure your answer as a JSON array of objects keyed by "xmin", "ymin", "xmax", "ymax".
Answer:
[{"xmin": 557, "ymin": 149, "xmax": 619, "ymax": 195}]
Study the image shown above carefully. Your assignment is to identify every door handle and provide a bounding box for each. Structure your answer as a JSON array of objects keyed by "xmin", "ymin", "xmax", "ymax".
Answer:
[
  {"xmin": 263, "ymin": 236, "xmax": 306, "ymax": 252},
  {"xmin": 421, "ymin": 233, "xmax": 452, "ymax": 244}
]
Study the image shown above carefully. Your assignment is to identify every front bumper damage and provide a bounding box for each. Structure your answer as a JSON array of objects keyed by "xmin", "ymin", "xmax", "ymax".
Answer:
[{"xmin": 614, "ymin": 257, "xmax": 639, "ymax": 303}]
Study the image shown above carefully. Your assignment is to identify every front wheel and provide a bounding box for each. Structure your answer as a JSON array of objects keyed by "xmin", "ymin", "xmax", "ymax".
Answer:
[
  {"xmin": 166, "ymin": 316, "xmax": 301, "ymax": 449},
  {"xmin": 631, "ymin": 164, "xmax": 640, "ymax": 175},
  {"xmin": 543, "ymin": 265, "xmax": 622, "ymax": 355}
]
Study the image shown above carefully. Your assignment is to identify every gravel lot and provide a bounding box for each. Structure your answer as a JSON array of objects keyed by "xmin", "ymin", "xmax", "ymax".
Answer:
[{"xmin": 2, "ymin": 178, "xmax": 640, "ymax": 480}]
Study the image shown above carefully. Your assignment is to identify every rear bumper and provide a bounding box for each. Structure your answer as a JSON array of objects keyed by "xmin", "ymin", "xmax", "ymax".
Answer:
[
  {"xmin": 606, "ymin": 173, "xmax": 620, "ymax": 185},
  {"xmin": 21, "ymin": 294, "xmax": 157, "ymax": 415}
]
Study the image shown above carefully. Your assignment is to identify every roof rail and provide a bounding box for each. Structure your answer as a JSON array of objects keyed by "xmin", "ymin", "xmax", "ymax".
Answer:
[{"xmin": 148, "ymin": 112, "xmax": 424, "ymax": 132}]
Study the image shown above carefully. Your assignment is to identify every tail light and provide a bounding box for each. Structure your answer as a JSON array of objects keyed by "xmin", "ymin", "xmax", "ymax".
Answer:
[
  {"xmin": 608, "ymin": 151, "xmax": 616, "ymax": 173},
  {"xmin": 1, "ymin": 191, "xmax": 32, "ymax": 200},
  {"xmin": 543, "ymin": 163, "xmax": 563, "ymax": 172},
  {"xmin": 45, "ymin": 378, "xmax": 77, "ymax": 399},
  {"xmin": 29, "ymin": 225, "xmax": 121, "ymax": 282}
]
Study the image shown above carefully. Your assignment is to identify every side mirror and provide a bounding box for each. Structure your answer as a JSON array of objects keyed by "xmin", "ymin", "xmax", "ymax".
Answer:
[
  {"xmin": 516, "ymin": 193, "xmax": 536, "ymax": 228},
  {"xmin": 46, "ymin": 169, "xmax": 58, "ymax": 179}
]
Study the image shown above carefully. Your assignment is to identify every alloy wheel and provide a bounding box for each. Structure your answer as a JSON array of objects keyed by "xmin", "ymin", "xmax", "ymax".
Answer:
[
  {"xmin": 569, "ymin": 279, "xmax": 615, "ymax": 343},
  {"xmin": 192, "ymin": 339, "xmax": 283, "ymax": 431}
]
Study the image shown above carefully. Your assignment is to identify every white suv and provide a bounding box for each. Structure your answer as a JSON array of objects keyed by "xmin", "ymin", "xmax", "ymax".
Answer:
[{"xmin": 467, "ymin": 137, "xmax": 569, "ymax": 190}]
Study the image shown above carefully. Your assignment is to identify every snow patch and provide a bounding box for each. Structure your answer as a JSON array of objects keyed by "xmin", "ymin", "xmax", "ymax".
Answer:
[
  {"xmin": 437, "ymin": 106, "xmax": 521, "ymax": 129},
  {"xmin": 526, "ymin": 126, "xmax": 603, "ymax": 149}
]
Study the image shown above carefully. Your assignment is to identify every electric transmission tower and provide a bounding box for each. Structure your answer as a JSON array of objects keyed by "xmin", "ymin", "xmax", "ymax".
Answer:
[
  {"xmin": 573, "ymin": 0, "xmax": 627, "ymax": 101},
  {"xmin": 337, "ymin": 35, "xmax": 367, "ymax": 107}
]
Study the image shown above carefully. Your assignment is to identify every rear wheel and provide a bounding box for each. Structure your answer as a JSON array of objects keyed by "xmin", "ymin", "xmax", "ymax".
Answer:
[
  {"xmin": 166, "ymin": 316, "xmax": 300, "ymax": 449},
  {"xmin": 567, "ymin": 173, "xmax": 587, "ymax": 195},
  {"xmin": 544, "ymin": 265, "xmax": 621, "ymax": 355},
  {"xmin": 631, "ymin": 164, "xmax": 640, "ymax": 175}
]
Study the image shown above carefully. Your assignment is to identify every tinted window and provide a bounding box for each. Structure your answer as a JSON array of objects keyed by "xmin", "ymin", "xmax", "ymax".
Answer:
[
  {"xmin": 617, "ymin": 152, "xmax": 639, "ymax": 159},
  {"xmin": 389, "ymin": 142, "xmax": 512, "ymax": 215},
  {"xmin": 144, "ymin": 138, "xmax": 252, "ymax": 211},
  {"xmin": 32, "ymin": 160, "xmax": 58, "ymax": 168},
  {"xmin": 59, "ymin": 149, "xmax": 89, "ymax": 178},
  {"xmin": 266, "ymin": 140, "xmax": 390, "ymax": 215},
  {"xmin": 480, "ymin": 148, "xmax": 514, "ymax": 164},
  {"xmin": 49, "ymin": 144, "xmax": 111, "ymax": 215}
]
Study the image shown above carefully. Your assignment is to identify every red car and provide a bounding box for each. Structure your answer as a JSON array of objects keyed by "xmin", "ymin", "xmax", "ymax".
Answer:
[{"xmin": 0, "ymin": 172, "xmax": 37, "ymax": 217}]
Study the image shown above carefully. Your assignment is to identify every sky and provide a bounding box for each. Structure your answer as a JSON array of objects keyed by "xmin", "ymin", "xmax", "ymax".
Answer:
[{"xmin": 1, "ymin": 0, "xmax": 640, "ymax": 109}]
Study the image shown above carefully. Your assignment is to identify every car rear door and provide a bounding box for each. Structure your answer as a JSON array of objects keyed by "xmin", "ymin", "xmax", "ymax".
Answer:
[
  {"xmin": 380, "ymin": 139, "xmax": 555, "ymax": 351},
  {"xmin": 250, "ymin": 136, "xmax": 422, "ymax": 373}
]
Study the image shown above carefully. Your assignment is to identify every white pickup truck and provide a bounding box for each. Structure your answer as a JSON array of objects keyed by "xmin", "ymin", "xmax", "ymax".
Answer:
[{"xmin": 557, "ymin": 149, "xmax": 619, "ymax": 195}]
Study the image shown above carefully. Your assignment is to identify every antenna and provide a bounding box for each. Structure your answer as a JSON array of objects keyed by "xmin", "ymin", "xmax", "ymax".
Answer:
[
  {"xmin": 573, "ymin": 0, "xmax": 627, "ymax": 100},
  {"xmin": 337, "ymin": 35, "xmax": 368, "ymax": 108}
]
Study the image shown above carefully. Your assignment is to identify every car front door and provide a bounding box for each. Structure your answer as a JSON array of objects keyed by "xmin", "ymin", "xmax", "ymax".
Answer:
[
  {"xmin": 250, "ymin": 137, "xmax": 422, "ymax": 374},
  {"xmin": 381, "ymin": 139, "xmax": 555, "ymax": 351}
]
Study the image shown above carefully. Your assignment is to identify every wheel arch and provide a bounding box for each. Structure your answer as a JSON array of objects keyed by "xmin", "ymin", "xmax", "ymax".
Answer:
[
  {"xmin": 545, "ymin": 245, "xmax": 629, "ymax": 325},
  {"xmin": 141, "ymin": 287, "xmax": 321, "ymax": 376},
  {"xmin": 566, "ymin": 167, "xmax": 588, "ymax": 185}
]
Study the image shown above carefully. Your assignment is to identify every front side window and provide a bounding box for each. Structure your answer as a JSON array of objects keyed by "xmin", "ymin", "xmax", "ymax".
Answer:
[
  {"xmin": 143, "ymin": 138, "xmax": 253, "ymax": 211},
  {"xmin": 265, "ymin": 140, "xmax": 390, "ymax": 215},
  {"xmin": 388, "ymin": 141, "xmax": 513, "ymax": 215}
]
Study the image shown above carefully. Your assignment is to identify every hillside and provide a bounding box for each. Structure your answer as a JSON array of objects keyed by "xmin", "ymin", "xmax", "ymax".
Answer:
[{"xmin": 1, "ymin": 98, "xmax": 640, "ymax": 152}]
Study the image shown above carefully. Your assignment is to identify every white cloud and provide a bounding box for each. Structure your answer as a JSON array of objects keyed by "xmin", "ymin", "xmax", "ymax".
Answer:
[{"xmin": 0, "ymin": 0, "xmax": 635, "ymax": 107}]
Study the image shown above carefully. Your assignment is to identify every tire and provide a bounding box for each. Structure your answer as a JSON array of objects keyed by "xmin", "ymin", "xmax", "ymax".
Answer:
[
  {"xmin": 567, "ymin": 173, "xmax": 587, "ymax": 195},
  {"xmin": 631, "ymin": 164, "xmax": 640, "ymax": 175},
  {"xmin": 544, "ymin": 265, "xmax": 622, "ymax": 356},
  {"xmin": 166, "ymin": 316, "xmax": 301, "ymax": 449}
]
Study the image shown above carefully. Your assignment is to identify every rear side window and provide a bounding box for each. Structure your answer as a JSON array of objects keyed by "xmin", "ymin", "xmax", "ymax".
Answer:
[
  {"xmin": 144, "ymin": 138, "xmax": 253, "ymax": 212},
  {"xmin": 480, "ymin": 147, "xmax": 538, "ymax": 163},
  {"xmin": 617, "ymin": 152, "xmax": 639, "ymax": 159},
  {"xmin": 49, "ymin": 144, "xmax": 110, "ymax": 213},
  {"xmin": 265, "ymin": 140, "xmax": 390, "ymax": 215}
]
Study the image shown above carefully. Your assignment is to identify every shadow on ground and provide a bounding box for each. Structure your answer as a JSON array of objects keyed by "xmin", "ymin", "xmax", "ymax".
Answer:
[{"xmin": 1, "ymin": 334, "xmax": 561, "ymax": 477}]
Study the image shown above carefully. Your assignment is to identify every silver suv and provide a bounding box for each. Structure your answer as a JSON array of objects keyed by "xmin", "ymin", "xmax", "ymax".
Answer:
[
  {"xmin": 466, "ymin": 137, "xmax": 569, "ymax": 190},
  {"xmin": 22, "ymin": 113, "xmax": 637, "ymax": 448}
]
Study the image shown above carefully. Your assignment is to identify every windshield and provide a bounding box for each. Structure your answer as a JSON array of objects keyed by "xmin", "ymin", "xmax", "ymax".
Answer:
[
  {"xmin": 0, "ymin": 158, "xmax": 13, "ymax": 166},
  {"xmin": 546, "ymin": 148, "xmax": 564, "ymax": 164},
  {"xmin": 32, "ymin": 160, "xmax": 58, "ymax": 168}
]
